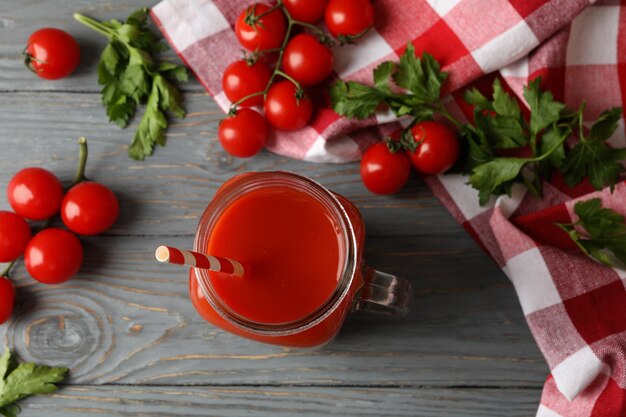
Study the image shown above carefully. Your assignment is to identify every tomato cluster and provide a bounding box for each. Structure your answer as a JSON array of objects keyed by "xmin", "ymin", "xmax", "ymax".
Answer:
[
  {"xmin": 218, "ymin": 0, "xmax": 375, "ymax": 158},
  {"xmin": 360, "ymin": 121, "xmax": 460, "ymax": 195},
  {"xmin": 0, "ymin": 138, "xmax": 119, "ymax": 324}
]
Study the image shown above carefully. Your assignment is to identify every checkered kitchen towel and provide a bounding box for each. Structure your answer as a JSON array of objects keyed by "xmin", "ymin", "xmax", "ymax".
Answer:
[{"xmin": 151, "ymin": 0, "xmax": 626, "ymax": 415}]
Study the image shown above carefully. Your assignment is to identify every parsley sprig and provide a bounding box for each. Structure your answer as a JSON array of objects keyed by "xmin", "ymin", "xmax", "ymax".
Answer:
[
  {"xmin": 329, "ymin": 44, "xmax": 626, "ymax": 205},
  {"xmin": 0, "ymin": 349, "xmax": 68, "ymax": 417},
  {"xmin": 557, "ymin": 198, "xmax": 626, "ymax": 267},
  {"xmin": 74, "ymin": 9, "xmax": 188, "ymax": 160}
]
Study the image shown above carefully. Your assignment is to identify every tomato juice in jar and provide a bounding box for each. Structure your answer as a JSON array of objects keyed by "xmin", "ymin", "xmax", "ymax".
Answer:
[{"xmin": 189, "ymin": 172, "xmax": 412, "ymax": 348}]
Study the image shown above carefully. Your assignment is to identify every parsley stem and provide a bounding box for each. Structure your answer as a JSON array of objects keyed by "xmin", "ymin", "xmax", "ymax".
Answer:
[
  {"xmin": 0, "ymin": 260, "xmax": 16, "ymax": 278},
  {"xmin": 73, "ymin": 13, "xmax": 114, "ymax": 39},
  {"xmin": 72, "ymin": 137, "xmax": 89, "ymax": 185},
  {"xmin": 429, "ymin": 103, "xmax": 463, "ymax": 128}
]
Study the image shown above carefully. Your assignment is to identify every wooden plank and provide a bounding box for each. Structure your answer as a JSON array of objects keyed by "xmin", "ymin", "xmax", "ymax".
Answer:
[
  {"xmin": 0, "ymin": 91, "xmax": 463, "ymax": 237},
  {"xmin": 1, "ymin": 235, "xmax": 546, "ymax": 386},
  {"xmin": 0, "ymin": 0, "xmax": 203, "ymax": 92},
  {"xmin": 18, "ymin": 386, "xmax": 543, "ymax": 417}
]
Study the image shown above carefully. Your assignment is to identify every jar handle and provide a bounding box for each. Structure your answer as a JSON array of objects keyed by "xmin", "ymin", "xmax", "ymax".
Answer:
[{"xmin": 354, "ymin": 263, "xmax": 414, "ymax": 316}]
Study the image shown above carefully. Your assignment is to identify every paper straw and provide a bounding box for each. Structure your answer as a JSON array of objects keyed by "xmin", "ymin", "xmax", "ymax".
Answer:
[{"xmin": 155, "ymin": 245, "xmax": 245, "ymax": 277}]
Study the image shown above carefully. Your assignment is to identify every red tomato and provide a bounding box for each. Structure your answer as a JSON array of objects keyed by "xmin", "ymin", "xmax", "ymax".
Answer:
[
  {"xmin": 222, "ymin": 60, "xmax": 271, "ymax": 107},
  {"xmin": 407, "ymin": 121, "xmax": 459, "ymax": 175},
  {"xmin": 0, "ymin": 277, "xmax": 14, "ymax": 324},
  {"xmin": 218, "ymin": 109, "xmax": 268, "ymax": 158},
  {"xmin": 0, "ymin": 211, "xmax": 31, "ymax": 262},
  {"xmin": 235, "ymin": 4, "xmax": 287, "ymax": 51},
  {"xmin": 325, "ymin": 0, "xmax": 374, "ymax": 39},
  {"xmin": 24, "ymin": 28, "xmax": 80, "ymax": 80},
  {"xmin": 264, "ymin": 81, "xmax": 313, "ymax": 131},
  {"xmin": 282, "ymin": 0, "xmax": 328, "ymax": 23},
  {"xmin": 61, "ymin": 182, "xmax": 119, "ymax": 235},
  {"xmin": 282, "ymin": 34, "xmax": 334, "ymax": 87},
  {"xmin": 25, "ymin": 228, "xmax": 83, "ymax": 284},
  {"xmin": 360, "ymin": 142, "xmax": 411, "ymax": 195},
  {"xmin": 7, "ymin": 167, "xmax": 64, "ymax": 220}
]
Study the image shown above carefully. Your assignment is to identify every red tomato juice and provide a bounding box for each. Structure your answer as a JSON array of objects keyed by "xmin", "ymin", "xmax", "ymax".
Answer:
[{"xmin": 189, "ymin": 175, "xmax": 365, "ymax": 348}]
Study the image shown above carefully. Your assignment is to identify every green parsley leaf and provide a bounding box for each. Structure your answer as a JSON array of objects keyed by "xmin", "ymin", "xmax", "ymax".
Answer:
[
  {"xmin": 492, "ymin": 79, "xmax": 521, "ymax": 119},
  {"xmin": 537, "ymin": 124, "xmax": 570, "ymax": 178},
  {"xmin": 373, "ymin": 61, "xmax": 395, "ymax": 92},
  {"xmin": 463, "ymin": 88, "xmax": 492, "ymax": 111},
  {"xmin": 558, "ymin": 198, "xmax": 626, "ymax": 267},
  {"xmin": 468, "ymin": 157, "xmax": 527, "ymax": 205},
  {"xmin": 590, "ymin": 107, "xmax": 623, "ymax": 141},
  {"xmin": 75, "ymin": 9, "xmax": 187, "ymax": 160},
  {"xmin": 523, "ymin": 77, "xmax": 565, "ymax": 137},
  {"xmin": 393, "ymin": 44, "xmax": 447, "ymax": 104},
  {"xmin": 0, "ymin": 349, "xmax": 68, "ymax": 416},
  {"xmin": 562, "ymin": 138, "xmax": 626, "ymax": 191},
  {"xmin": 329, "ymin": 81, "xmax": 385, "ymax": 119}
]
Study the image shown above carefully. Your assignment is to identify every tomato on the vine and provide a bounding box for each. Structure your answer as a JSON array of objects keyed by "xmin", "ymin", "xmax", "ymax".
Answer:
[
  {"xmin": 360, "ymin": 142, "xmax": 411, "ymax": 195},
  {"xmin": 282, "ymin": 0, "xmax": 328, "ymax": 23},
  {"xmin": 7, "ymin": 167, "xmax": 64, "ymax": 220},
  {"xmin": 24, "ymin": 28, "xmax": 80, "ymax": 80},
  {"xmin": 407, "ymin": 121, "xmax": 459, "ymax": 175},
  {"xmin": 0, "ymin": 211, "xmax": 31, "ymax": 262},
  {"xmin": 264, "ymin": 81, "xmax": 313, "ymax": 131},
  {"xmin": 235, "ymin": 4, "xmax": 287, "ymax": 51},
  {"xmin": 0, "ymin": 277, "xmax": 14, "ymax": 324},
  {"xmin": 61, "ymin": 182, "xmax": 119, "ymax": 235},
  {"xmin": 222, "ymin": 60, "xmax": 271, "ymax": 107},
  {"xmin": 219, "ymin": 109, "xmax": 268, "ymax": 158},
  {"xmin": 325, "ymin": 0, "xmax": 374, "ymax": 39},
  {"xmin": 282, "ymin": 34, "xmax": 334, "ymax": 87},
  {"xmin": 25, "ymin": 228, "xmax": 83, "ymax": 284}
]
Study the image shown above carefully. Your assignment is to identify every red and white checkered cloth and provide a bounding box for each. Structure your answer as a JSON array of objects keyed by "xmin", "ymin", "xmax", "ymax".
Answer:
[{"xmin": 151, "ymin": 0, "xmax": 626, "ymax": 415}]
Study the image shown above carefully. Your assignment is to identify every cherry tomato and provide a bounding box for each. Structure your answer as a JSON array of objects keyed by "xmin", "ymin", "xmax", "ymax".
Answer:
[
  {"xmin": 25, "ymin": 228, "xmax": 83, "ymax": 284},
  {"xmin": 235, "ymin": 4, "xmax": 287, "ymax": 51},
  {"xmin": 282, "ymin": 0, "xmax": 328, "ymax": 23},
  {"xmin": 325, "ymin": 0, "xmax": 374, "ymax": 39},
  {"xmin": 0, "ymin": 211, "xmax": 31, "ymax": 262},
  {"xmin": 407, "ymin": 121, "xmax": 460, "ymax": 175},
  {"xmin": 282, "ymin": 34, "xmax": 334, "ymax": 87},
  {"xmin": 7, "ymin": 167, "xmax": 64, "ymax": 220},
  {"xmin": 222, "ymin": 60, "xmax": 271, "ymax": 107},
  {"xmin": 61, "ymin": 182, "xmax": 119, "ymax": 235},
  {"xmin": 264, "ymin": 81, "xmax": 313, "ymax": 131},
  {"xmin": 219, "ymin": 109, "xmax": 268, "ymax": 158},
  {"xmin": 24, "ymin": 28, "xmax": 80, "ymax": 80},
  {"xmin": 0, "ymin": 277, "xmax": 14, "ymax": 324},
  {"xmin": 360, "ymin": 142, "xmax": 411, "ymax": 195}
]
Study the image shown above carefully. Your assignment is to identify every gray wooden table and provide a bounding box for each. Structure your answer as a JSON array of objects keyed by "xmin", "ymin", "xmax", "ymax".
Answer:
[{"xmin": 0, "ymin": 1, "xmax": 547, "ymax": 415}]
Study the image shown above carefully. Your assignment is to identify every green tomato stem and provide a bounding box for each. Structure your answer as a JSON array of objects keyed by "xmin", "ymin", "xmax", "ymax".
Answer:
[
  {"xmin": 72, "ymin": 137, "xmax": 89, "ymax": 185},
  {"xmin": 0, "ymin": 260, "xmax": 16, "ymax": 278}
]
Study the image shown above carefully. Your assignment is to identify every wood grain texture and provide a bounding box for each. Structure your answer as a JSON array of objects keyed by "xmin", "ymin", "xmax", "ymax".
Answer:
[
  {"xmin": 18, "ymin": 386, "xmax": 542, "ymax": 416},
  {"xmin": 0, "ymin": 92, "xmax": 463, "ymax": 238},
  {"xmin": 1, "ymin": 235, "xmax": 546, "ymax": 386}
]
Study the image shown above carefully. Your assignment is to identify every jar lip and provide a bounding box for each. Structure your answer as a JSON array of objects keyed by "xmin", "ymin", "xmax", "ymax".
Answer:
[{"xmin": 193, "ymin": 171, "xmax": 358, "ymax": 336}]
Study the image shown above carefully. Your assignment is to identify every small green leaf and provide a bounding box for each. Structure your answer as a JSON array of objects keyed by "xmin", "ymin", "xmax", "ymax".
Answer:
[
  {"xmin": 492, "ymin": 78, "xmax": 521, "ymax": 119},
  {"xmin": 589, "ymin": 107, "xmax": 622, "ymax": 142},
  {"xmin": 463, "ymin": 88, "xmax": 492, "ymax": 111},
  {"xmin": 468, "ymin": 157, "xmax": 527, "ymax": 205},
  {"xmin": 329, "ymin": 81, "xmax": 385, "ymax": 119},
  {"xmin": 537, "ymin": 125, "xmax": 570, "ymax": 178},
  {"xmin": 373, "ymin": 61, "xmax": 395, "ymax": 92},
  {"xmin": 523, "ymin": 77, "xmax": 565, "ymax": 136},
  {"xmin": 393, "ymin": 45, "xmax": 447, "ymax": 103},
  {"xmin": 562, "ymin": 138, "xmax": 626, "ymax": 190},
  {"xmin": 559, "ymin": 198, "xmax": 626, "ymax": 267},
  {"xmin": 100, "ymin": 44, "xmax": 120, "ymax": 76}
]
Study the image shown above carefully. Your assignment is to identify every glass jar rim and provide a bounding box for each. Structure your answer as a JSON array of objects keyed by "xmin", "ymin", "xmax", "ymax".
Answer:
[{"xmin": 193, "ymin": 171, "xmax": 358, "ymax": 336}]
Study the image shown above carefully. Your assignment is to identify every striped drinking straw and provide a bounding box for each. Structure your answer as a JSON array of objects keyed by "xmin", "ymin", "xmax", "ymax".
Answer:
[{"xmin": 155, "ymin": 245, "xmax": 245, "ymax": 277}]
